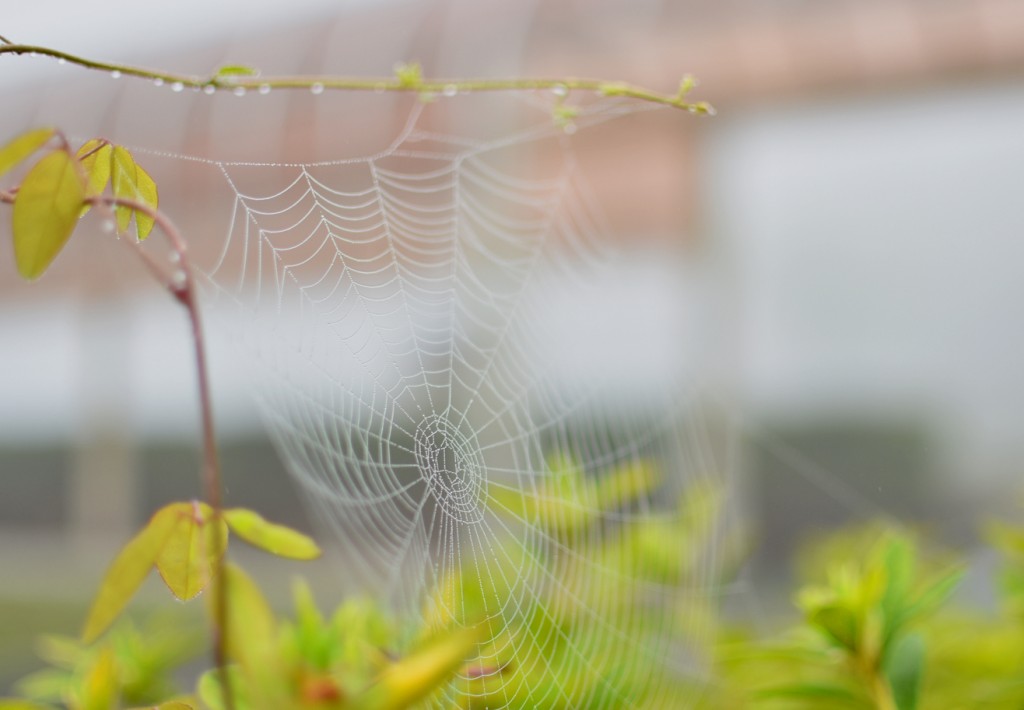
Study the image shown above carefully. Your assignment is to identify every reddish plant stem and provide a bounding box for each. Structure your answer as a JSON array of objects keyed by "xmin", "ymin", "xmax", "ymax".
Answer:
[{"xmin": 105, "ymin": 197, "xmax": 236, "ymax": 710}]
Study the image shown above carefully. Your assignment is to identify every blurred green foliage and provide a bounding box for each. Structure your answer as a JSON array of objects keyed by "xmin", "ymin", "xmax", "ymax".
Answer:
[
  {"xmin": 195, "ymin": 564, "xmax": 483, "ymax": 710},
  {"xmin": 5, "ymin": 620, "xmax": 199, "ymax": 710},
  {"xmin": 435, "ymin": 456, "xmax": 738, "ymax": 708},
  {"xmin": 8, "ymin": 457, "xmax": 1024, "ymax": 709}
]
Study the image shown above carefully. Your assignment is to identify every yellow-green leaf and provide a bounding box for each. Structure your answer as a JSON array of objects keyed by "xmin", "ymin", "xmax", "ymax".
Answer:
[
  {"xmin": 357, "ymin": 624, "xmax": 483, "ymax": 710},
  {"xmin": 82, "ymin": 506, "xmax": 179, "ymax": 643},
  {"xmin": 223, "ymin": 508, "xmax": 321, "ymax": 560},
  {"xmin": 77, "ymin": 647, "xmax": 118, "ymax": 710},
  {"xmin": 197, "ymin": 666, "xmax": 253, "ymax": 710},
  {"xmin": 35, "ymin": 634, "xmax": 85, "ymax": 668},
  {"xmin": 109, "ymin": 145, "xmax": 159, "ymax": 240},
  {"xmin": 133, "ymin": 163, "xmax": 158, "ymax": 240},
  {"xmin": 393, "ymin": 62, "xmax": 422, "ymax": 89},
  {"xmin": 0, "ymin": 700, "xmax": 55, "ymax": 710},
  {"xmin": 12, "ymin": 150, "xmax": 86, "ymax": 280},
  {"xmin": 76, "ymin": 139, "xmax": 113, "ymax": 217},
  {"xmin": 209, "ymin": 564, "xmax": 277, "ymax": 669},
  {"xmin": 155, "ymin": 502, "xmax": 228, "ymax": 600},
  {"xmin": 12, "ymin": 667, "xmax": 67, "ymax": 701},
  {"xmin": 214, "ymin": 65, "xmax": 259, "ymax": 78},
  {"xmin": 755, "ymin": 683, "xmax": 864, "ymax": 705},
  {"xmin": 594, "ymin": 460, "xmax": 660, "ymax": 510},
  {"xmin": 129, "ymin": 702, "xmax": 195, "ymax": 710},
  {"xmin": 110, "ymin": 145, "xmax": 138, "ymax": 234},
  {"xmin": 0, "ymin": 127, "xmax": 55, "ymax": 178}
]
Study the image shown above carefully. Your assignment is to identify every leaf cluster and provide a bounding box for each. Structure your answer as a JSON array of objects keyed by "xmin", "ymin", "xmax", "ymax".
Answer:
[
  {"xmin": 14, "ymin": 463, "xmax": 1024, "ymax": 709},
  {"xmin": 0, "ymin": 128, "xmax": 158, "ymax": 280},
  {"xmin": 3, "ymin": 620, "xmax": 198, "ymax": 710},
  {"xmin": 709, "ymin": 521, "xmax": 1024, "ymax": 710},
  {"xmin": 2, "ymin": 505, "xmax": 480, "ymax": 710},
  {"xmin": 83, "ymin": 503, "xmax": 321, "ymax": 645},
  {"xmin": 197, "ymin": 566, "xmax": 483, "ymax": 710}
]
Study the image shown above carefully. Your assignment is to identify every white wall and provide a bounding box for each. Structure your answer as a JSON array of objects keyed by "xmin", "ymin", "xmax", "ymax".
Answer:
[{"xmin": 708, "ymin": 81, "xmax": 1024, "ymax": 485}]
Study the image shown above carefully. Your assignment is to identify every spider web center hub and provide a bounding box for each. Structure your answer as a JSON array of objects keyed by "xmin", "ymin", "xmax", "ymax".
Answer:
[{"xmin": 414, "ymin": 414, "xmax": 488, "ymax": 525}]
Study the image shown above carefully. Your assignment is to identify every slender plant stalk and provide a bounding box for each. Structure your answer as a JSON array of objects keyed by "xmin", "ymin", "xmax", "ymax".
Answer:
[
  {"xmin": 106, "ymin": 197, "xmax": 237, "ymax": 710},
  {"xmin": 0, "ymin": 41, "xmax": 715, "ymax": 114}
]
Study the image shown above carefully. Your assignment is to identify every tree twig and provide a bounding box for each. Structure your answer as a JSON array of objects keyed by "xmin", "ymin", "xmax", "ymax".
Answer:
[{"xmin": 0, "ymin": 42, "xmax": 715, "ymax": 114}]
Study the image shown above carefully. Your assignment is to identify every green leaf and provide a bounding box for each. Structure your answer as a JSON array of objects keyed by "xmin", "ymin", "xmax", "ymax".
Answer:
[
  {"xmin": 331, "ymin": 596, "xmax": 399, "ymax": 674},
  {"xmin": 111, "ymin": 145, "xmax": 138, "ymax": 234},
  {"xmin": 594, "ymin": 460, "xmax": 660, "ymax": 511},
  {"xmin": 197, "ymin": 667, "xmax": 249, "ymax": 710},
  {"xmin": 901, "ymin": 566, "xmax": 963, "ymax": 627},
  {"xmin": 133, "ymin": 164, "xmax": 158, "ymax": 240},
  {"xmin": 879, "ymin": 537, "xmax": 914, "ymax": 621},
  {"xmin": 196, "ymin": 669, "xmax": 224, "ymax": 710},
  {"xmin": 108, "ymin": 145, "xmax": 159, "ymax": 240},
  {"xmin": 12, "ymin": 149, "xmax": 86, "ymax": 280},
  {"xmin": 76, "ymin": 139, "xmax": 112, "ymax": 217},
  {"xmin": 677, "ymin": 74, "xmax": 698, "ymax": 97},
  {"xmin": 807, "ymin": 603, "xmax": 859, "ymax": 652},
  {"xmin": 13, "ymin": 668, "xmax": 69, "ymax": 701},
  {"xmin": 82, "ymin": 506, "xmax": 178, "ymax": 643},
  {"xmin": 0, "ymin": 700, "xmax": 56, "ymax": 710},
  {"xmin": 155, "ymin": 503, "xmax": 228, "ymax": 600},
  {"xmin": 356, "ymin": 624, "xmax": 483, "ymax": 710},
  {"xmin": 292, "ymin": 578, "xmax": 325, "ymax": 629},
  {"xmin": 77, "ymin": 647, "xmax": 118, "ymax": 710},
  {"xmin": 34, "ymin": 635, "xmax": 85, "ymax": 669},
  {"xmin": 214, "ymin": 65, "xmax": 259, "ymax": 78},
  {"xmin": 223, "ymin": 508, "xmax": 321, "ymax": 560},
  {"xmin": 210, "ymin": 563, "xmax": 277, "ymax": 669},
  {"xmin": 985, "ymin": 520, "xmax": 1024, "ymax": 558},
  {"xmin": 393, "ymin": 62, "xmax": 422, "ymax": 89},
  {"xmin": 755, "ymin": 682, "xmax": 866, "ymax": 706},
  {"xmin": 885, "ymin": 633, "xmax": 924, "ymax": 710},
  {"xmin": 0, "ymin": 127, "xmax": 55, "ymax": 178}
]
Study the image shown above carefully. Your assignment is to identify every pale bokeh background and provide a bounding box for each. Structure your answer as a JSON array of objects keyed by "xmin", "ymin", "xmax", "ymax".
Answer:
[{"xmin": 3, "ymin": 0, "xmax": 1024, "ymax": 688}]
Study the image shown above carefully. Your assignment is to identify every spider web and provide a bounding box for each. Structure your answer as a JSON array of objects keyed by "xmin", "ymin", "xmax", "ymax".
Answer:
[{"xmin": 188, "ymin": 93, "xmax": 731, "ymax": 707}]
